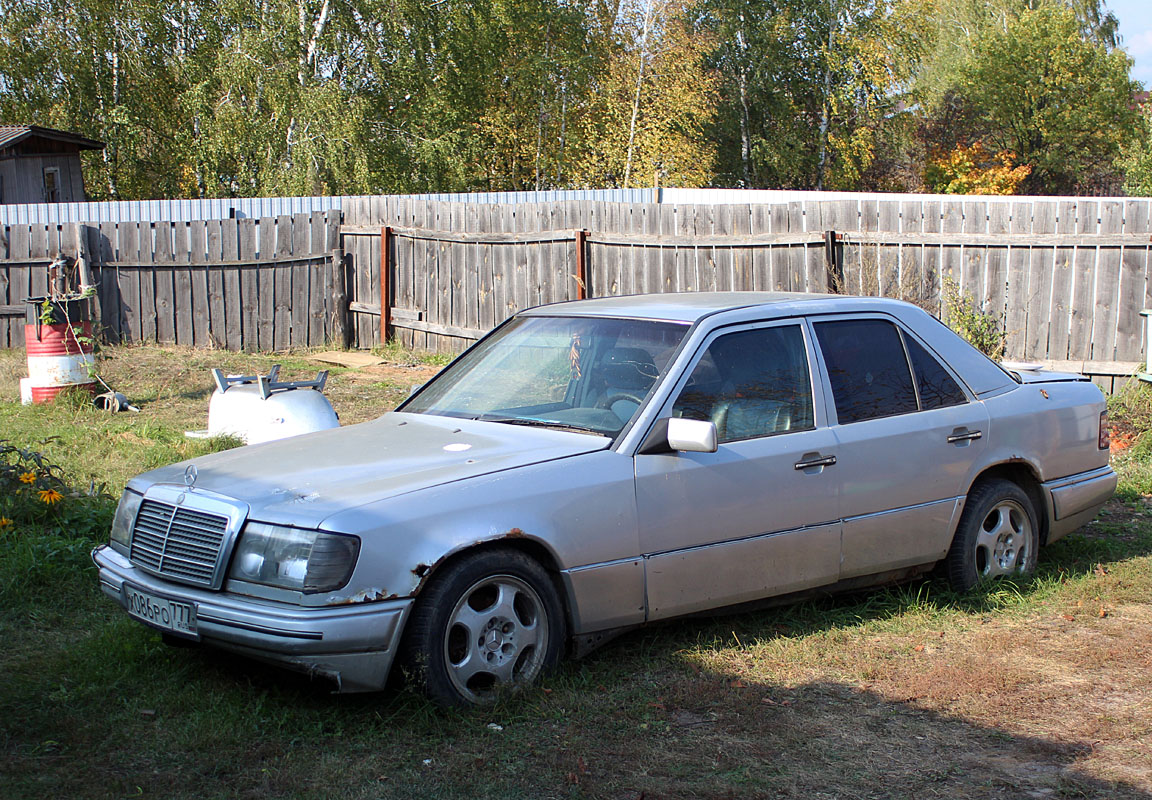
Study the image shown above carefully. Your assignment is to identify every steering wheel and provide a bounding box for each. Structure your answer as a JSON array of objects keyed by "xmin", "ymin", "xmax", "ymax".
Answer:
[{"xmin": 597, "ymin": 392, "xmax": 645, "ymax": 420}]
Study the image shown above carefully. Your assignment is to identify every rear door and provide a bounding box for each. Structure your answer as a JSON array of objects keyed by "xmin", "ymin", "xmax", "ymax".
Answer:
[{"xmin": 810, "ymin": 316, "xmax": 989, "ymax": 578}]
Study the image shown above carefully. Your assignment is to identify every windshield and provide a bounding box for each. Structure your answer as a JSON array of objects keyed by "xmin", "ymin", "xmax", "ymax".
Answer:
[{"xmin": 402, "ymin": 315, "xmax": 690, "ymax": 436}]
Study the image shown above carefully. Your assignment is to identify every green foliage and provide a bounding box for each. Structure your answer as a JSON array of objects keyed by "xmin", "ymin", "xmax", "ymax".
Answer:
[
  {"xmin": 0, "ymin": 0, "xmax": 1141, "ymax": 196},
  {"xmin": 922, "ymin": 2, "xmax": 1138, "ymax": 195},
  {"xmin": 1118, "ymin": 103, "xmax": 1152, "ymax": 197},
  {"xmin": 702, "ymin": 0, "xmax": 929, "ymax": 190},
  {"xmin": 941, "ymin": 276, "xmax": 1005, "ymax": 358}
]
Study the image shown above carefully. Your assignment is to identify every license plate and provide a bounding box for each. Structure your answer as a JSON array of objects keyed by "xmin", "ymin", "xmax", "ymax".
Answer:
[{"xmin": 123, "ymin": 583, "xmax": 198, "ymax": 637}]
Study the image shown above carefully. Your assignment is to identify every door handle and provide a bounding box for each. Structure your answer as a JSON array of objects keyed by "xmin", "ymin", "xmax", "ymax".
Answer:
[
  {"xmin": 947, "ymin": 428, "xmax": 983, "ymax": 443},
  {"xmin": 794, "ymin": 454, "xmax": 837, "ymax": 470}
]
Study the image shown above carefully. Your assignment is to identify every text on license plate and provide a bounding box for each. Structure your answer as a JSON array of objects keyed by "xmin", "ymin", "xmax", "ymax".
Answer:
[{"xmin": 123, "ymin": 584, "xmax": 197, "ymax": 636}]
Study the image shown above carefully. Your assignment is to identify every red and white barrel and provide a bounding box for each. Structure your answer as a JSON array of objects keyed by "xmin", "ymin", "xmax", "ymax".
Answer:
[{"xmin": 23, "ymin": 321, "xmax": 97, "ymax": 403}]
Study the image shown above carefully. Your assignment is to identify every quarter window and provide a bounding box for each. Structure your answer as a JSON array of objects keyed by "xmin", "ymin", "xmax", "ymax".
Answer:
[
  {"xmin": 815, "ymin": 319, "xmax": 917, "ymax": 424},
  {"xmin": 904, "ymin": 334, "xmax": 967, "ymax": 409},
  {"xmin": 672, "ymin": 325, "xmax": 814, "ymax": 443}
]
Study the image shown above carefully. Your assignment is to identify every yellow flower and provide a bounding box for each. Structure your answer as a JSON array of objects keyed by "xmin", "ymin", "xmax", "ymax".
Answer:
[
  {"xmin": 0, "ymin": 517, "xmax": 12, "ymax": 529},
  {"xmin": 19, "ymin": 471, "xmax": 37, "ymax": 484},
  {"xmin": 38, "ymin": 488, "xmax": 63, "ymax": 505}
]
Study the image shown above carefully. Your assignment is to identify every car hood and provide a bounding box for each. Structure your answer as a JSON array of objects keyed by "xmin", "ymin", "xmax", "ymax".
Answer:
[{"xmin": 130, "ymin": 412, "xmax": 611, "ymax": 528}]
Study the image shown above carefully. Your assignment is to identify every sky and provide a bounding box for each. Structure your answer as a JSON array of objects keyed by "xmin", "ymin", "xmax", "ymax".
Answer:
[{"xmin": 1111, "ymin": 0, "xmax": 1152, "ymax": 88}]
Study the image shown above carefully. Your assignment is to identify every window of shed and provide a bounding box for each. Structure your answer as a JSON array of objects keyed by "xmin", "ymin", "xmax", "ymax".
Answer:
[
  {"xmin": 815, "ymin": 319, "xmax": 917, "ymax": 424},
  {"xmin": 43, "ymin": 168, "xmax": 60, "ymax": 203}
]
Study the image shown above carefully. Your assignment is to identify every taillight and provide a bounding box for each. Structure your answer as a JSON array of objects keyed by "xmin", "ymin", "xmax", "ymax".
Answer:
[{"xmin": 1099, "ymin": 411, "xmax": 1110, "ymax": 450}]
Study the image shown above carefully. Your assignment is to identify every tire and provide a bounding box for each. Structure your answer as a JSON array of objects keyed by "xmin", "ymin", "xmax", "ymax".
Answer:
[
  {"xmin": 399, "ymin": 548, "xmax": 566, "ymax": 707},
  {"xmin": 945, "ymin": 478, "xmax": 1039, "ymax": 593}
]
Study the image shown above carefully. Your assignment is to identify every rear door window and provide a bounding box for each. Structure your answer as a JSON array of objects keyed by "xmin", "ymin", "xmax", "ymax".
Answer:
[{"xmin": 814, "ymin": 319, "xmax": 917, "ymax": 424}]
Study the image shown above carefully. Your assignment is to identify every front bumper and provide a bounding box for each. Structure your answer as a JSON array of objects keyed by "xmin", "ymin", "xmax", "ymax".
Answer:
[
  {"xmin": 93, "ymin": 544, "xmax": 412, "ymax": 692},
  {"xmin": 1041, "ymin": 465, "xmax": 1118, "ymax": 544}
]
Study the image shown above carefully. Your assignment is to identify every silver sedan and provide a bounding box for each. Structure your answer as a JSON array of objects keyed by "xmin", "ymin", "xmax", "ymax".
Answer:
[{"xmin": 93, "ymin": 292, "xmax": 1116, "ymax": 705}]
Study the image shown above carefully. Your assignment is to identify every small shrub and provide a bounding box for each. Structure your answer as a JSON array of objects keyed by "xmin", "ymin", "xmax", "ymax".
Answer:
[{"xmin": 941, "ymin": 276, "xmax": 1006, "ymax": 358}]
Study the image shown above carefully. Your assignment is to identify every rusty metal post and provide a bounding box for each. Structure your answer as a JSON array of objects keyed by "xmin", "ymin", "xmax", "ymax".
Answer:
[
  {"xmin": 380, "ymin": 226, "xmax": 392, "ymax": 344},
  {"xmin": 824, "ymin": 230, "xmax": 842, "ymax": 293},
  {"xmin": 575, "ymin": 229, "xmax": 589, "ymax": 300}
]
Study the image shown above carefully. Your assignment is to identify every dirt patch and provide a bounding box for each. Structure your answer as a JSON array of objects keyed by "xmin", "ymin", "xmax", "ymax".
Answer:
[{"xmin": 341, "ymin": 362, "xmax": 441, "ymax": 388}]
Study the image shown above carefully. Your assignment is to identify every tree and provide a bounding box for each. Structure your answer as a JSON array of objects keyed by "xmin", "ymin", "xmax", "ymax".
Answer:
[
  {"xmin": 1118, "ymin": 102, "xmax": 1152, "ymax": 197},
  {"xmin": 701, "ymin": 0, "xmax": 928, "ymax": 190},
  {"xmin": 956, "ymin": 4, "xmax": 1137, "ymax": 194},
  {"xmin": 568, "ymin": 0, "xmax": 720, "ymax": 189}
]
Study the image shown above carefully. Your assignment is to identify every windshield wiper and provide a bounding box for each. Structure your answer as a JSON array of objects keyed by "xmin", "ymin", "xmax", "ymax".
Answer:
[{"xmin": 477, "ymin": 416, "xmax": 608, "ymax": 436}]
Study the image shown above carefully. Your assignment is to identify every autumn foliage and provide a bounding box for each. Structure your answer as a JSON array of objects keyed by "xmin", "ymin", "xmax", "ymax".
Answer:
[{"xmin": 925, "ymin": 143, "xmax": 1032, "ymax": 196}]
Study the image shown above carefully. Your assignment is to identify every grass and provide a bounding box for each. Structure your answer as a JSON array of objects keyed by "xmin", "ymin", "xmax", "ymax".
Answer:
[{"xmin": 2, "ymin": 345, "xmax": 1152, "ymax": 799}]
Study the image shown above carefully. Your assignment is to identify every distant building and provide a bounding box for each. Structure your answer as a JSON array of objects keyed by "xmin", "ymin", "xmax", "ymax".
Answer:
[{"xmin": 0, "ymin": 125, "xmax": 105, "ymax": 205}]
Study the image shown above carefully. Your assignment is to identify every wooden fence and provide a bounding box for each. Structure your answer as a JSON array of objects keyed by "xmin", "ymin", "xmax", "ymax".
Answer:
[
  {"xmin": 4, "ymin": 194, "xmax": 1152, "ymax": 378},
  {"xmin": 1, "ymin": 212, "xmax": 343, "ymax": 351},
  {"xmin": 341, "ymin": 196, "xmax": 1152, "ymax": 370}
]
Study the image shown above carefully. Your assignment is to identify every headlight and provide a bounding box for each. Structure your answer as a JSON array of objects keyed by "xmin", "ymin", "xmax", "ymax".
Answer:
[
  {"xmin": 228, "ymin": 522, "xmax": 360, "ymax": 593},
  {"xmin": 109, "ymin": 489, "xmax": 143, "ymax": 553}
]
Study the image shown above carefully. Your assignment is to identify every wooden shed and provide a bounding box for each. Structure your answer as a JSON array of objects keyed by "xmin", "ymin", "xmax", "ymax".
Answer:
[{"xmin": 0, "ymin": 125, "xmax": 105, "ymax": 205}]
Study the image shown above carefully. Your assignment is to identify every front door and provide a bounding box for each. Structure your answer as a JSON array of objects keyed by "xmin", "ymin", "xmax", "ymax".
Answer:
[{"xmin": 634, "ymin": 321, "xmax": 842, "ymax": 620}]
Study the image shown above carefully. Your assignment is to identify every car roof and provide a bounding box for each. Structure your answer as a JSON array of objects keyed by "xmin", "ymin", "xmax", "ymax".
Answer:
[
  {"xmin": 520, "ymin": 291, "xmax": 910, "ymax": 323},
  {"xmin": 519, "ymin": 291, "xmax": 1017, "ymax": 397}
]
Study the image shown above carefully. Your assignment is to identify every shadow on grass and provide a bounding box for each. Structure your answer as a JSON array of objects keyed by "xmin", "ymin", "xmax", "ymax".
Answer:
[{"xmin": 4, "ymin": 629, "xmax": 1148, "ymax": 799}]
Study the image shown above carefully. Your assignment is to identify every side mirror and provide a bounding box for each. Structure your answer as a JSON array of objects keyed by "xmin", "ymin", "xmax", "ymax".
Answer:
[{"xmin": 666, "ymin": 418, "xmax": 718, "ymax": 453}]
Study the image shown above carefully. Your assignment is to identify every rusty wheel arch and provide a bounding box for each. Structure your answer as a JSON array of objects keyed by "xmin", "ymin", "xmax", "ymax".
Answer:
[{"xmin": 409, "ymin": 534, "xmax": 575, "ymax": 634}]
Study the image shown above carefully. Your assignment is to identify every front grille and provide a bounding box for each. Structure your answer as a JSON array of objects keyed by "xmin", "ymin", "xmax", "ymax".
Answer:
[{"xmin": 129, "ymin": 499, "xmax": 230, "ymax": 587}]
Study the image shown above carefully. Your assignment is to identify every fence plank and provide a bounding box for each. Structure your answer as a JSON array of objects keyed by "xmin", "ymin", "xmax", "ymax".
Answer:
[
  {"xmin": 204, "ymin": 219, "xmax": 224, "ymax": 348},
  {"xmin": 1069, "ymin": 200, "xmax": 1099, "ymax": 360},
  {"xmin": 221, "ymin": 219, "xmax": 242, "ymax": 351},
  {"xmin": 235, "ymin": 219, "xmax": 256, "ymax": 350},
  {"xmin": 1048, "ymin": 202, "xmax": 1079, "ymax": 360},
  {"xmin": 1022, "ymin": 202, "xmax": 1056, "ymax": 360},
  {"xmin": 876, "ymin": 200, "xmax": 900, "ymax": 297},
  {"xmin": 1004, "ymin": 201, "xmax": 1032, "ymax": 357},
  {"xmin": 189, "ymin": 221, "xmax": 213, "ymax": 347},
  {"xmin": 259, "ymin": 218, "xmax": 276, "ymax": 351},
  {"xmin": 309, "ymin": 211, "xmax": 326, "ymax": 347},
  {"xmin": 5, "ymin": 226, "xmax": 31, "ymax": 348},
  {"xmin": 290, "ymin": 213, "xmax": 310, "ymax": 348},
  {"xmin": 961, "ymin": 201, "xmax": 987, "ymax": 308},
  {"xmin": 985, "ymin": 202, "xmax": 1010, "ymax": 336},
  {"xmin": 273, "ymin": 215, "xmax": 292, "ymax": 350},
  {"xmin": 153, "ymin": 222, "xmax": 176, "ymax": 343},
  {"xmin": 173, "ymin": 222, "xmax": 193, "ymax": 346},
  {"xmin": 1118, "ymin": 201, "xmax": 1151, "ymax": 362},
  {"xmin": 95, "ymin": 221, "xmax": 121, "ymax": 342},
  {"xmin": 1092, "ymin": 201, "xmax": 1124, "ymax": 361}
]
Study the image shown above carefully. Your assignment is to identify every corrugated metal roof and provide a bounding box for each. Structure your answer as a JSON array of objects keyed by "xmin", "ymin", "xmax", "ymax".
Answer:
[{"xmin": 0, "ymin": 125, "xmax": 105, "ymax": 151}]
